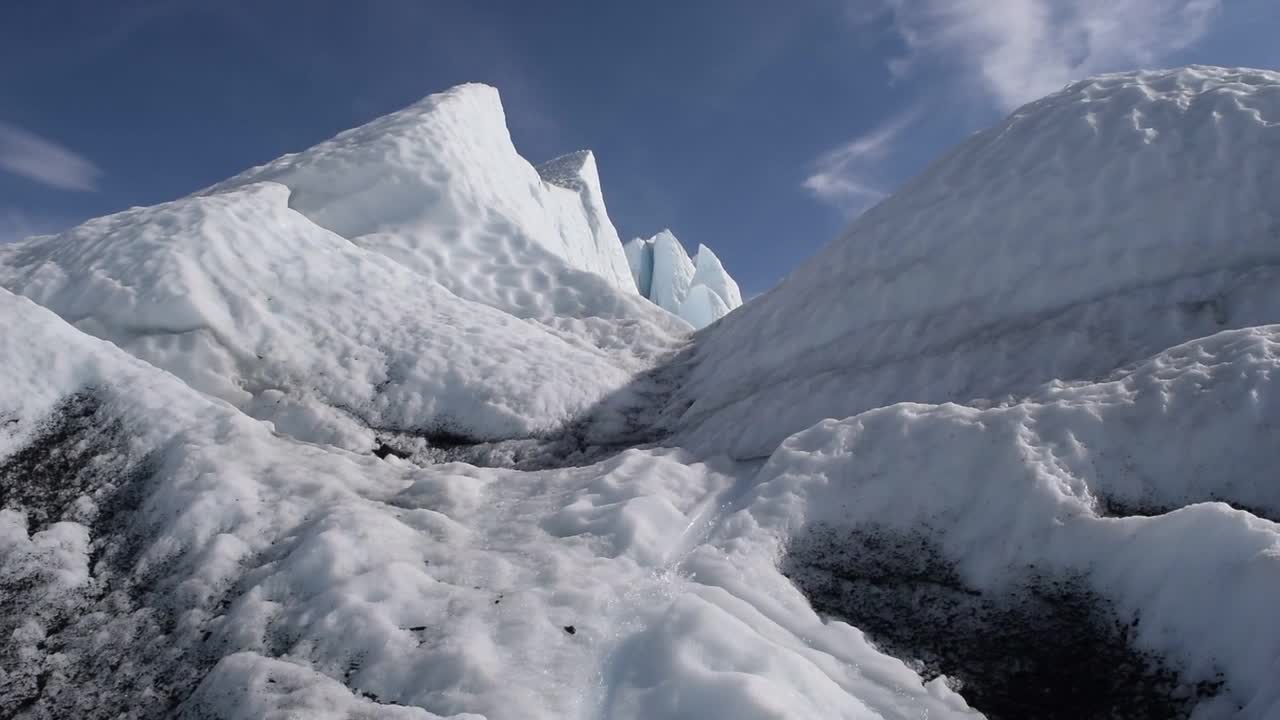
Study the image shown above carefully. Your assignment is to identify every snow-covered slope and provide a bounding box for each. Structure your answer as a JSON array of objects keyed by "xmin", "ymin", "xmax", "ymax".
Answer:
[
  {"xmin": 211, "ymin": 84, "xmax": 635, "ymax": 298},
  {"xmin": 675, "ymin": 66, "xmax": 1280, "ymax": 458},
  {"xmin": 756, "ymin": 324, "xmax": 1280, "ymax": 718},
  {"xmin": 0, "ymin": 183, "xmax": 644, "ymax": 452},
  {"xmin": 206, "ymin": 84, "xmax": 680, "ymax": 354},
  {"xmin": 0, "ymin": 288, "xmax": 976, "ymax": 719},
  {"xmin": 0, "ymin": 85, "xmax": 689, "ymax": 453},
  {"xmin": 5, "ymin": 66, "xmax": 1280, "ymax": 720},
  {"xmin": 624, "ymin": 230, "xmax": 743, "ymax": 328}
]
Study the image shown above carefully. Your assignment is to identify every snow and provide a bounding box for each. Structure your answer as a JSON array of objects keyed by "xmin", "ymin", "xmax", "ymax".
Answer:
[
  {"xmin": 737, "ymin": 325, "xmax": 1280, "ymax": 716},
  {"xmin": 535, "ymin": 149, "xmax": 638, "ymax": 295},
  {"xmin": 624, "ymin": 230, "xmax": 744, "ymax": 329},
  {"xmin": 675, "ymin": 65, "xmax": 1280, "ymax": 459},
  {"xmin": 212, "ymin": 85, "xmax": 636, "ymax": 302},
  {"xmin": 5, "ymin": 66, "xmax": 1280, "ymax": 719},
  {"xmin": 0, "ymin": 289, "xmax": 972, "ymax": 719},
  {"xmin": 0, "ymin": 83, "xmax": 691, "ymax": 452},
  {"xmin": 206, "ymin": 84, "xmax": 681, "ymax": 357},
  {"xmin": 0, "ymin": 182, "xmax": 655, "ymax": 451}
]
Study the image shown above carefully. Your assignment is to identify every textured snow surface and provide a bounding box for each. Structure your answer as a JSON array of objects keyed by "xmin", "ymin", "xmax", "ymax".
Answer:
[
  {"xmin": 677, "ymin": 65, "xmax": 1280, "ymax": 458},
  {"xmin": 0, "ymin": 183, "xmax": 646, "ymax": 451},
  {"xmin": 0, "ymin": 290, "xmax": 975, "ymax": 719},
  {"xmin": 755, "ymin": 327, "xmax": 1280, "ymax": 718},
  {"xmin": 212, "ymin": 85, "xmax": 637, "ymax": 300},
  {"xmin": 0, "ymin": 84, "xmax": 689, "ymax": 451},
  {"xmin": 5, "ymin": 67, "xmax": 1280, "ymax": 719},
  {"xmin": 624, "ymin": 231, "xmax": 743, "ymax": 329},
  {"xmin": 206, "ymin": 84, "xmax": 680, "ymax": 355}
]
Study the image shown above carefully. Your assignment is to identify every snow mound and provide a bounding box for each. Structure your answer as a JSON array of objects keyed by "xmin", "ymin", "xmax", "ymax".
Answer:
[
  {"xmin": 625, "ymin": 230, "xmax": 743, "ymax": 329},
  {"xmin": 6, "ymin": 65, "xmax": 1280, "ymax": 719},
  {"xmin": 0, "ymin": 289, "xmax": 974, "ymax": 718},
  {"xmin": 741, "ymin": 325, "xmax": 1280, "ymax": 717},
  {"xmin": 0, "ymin": 182, "xmax": 645, "ymax": 450},
  {"xmin": 205, "ymin": 84, "xmax": 666, "ymax": 348},
  {"xmin": 676, "ymin": 65, "xmax": 1280, "ymax": 457},
  {"xmin": 0, "ymin": 83, "xmax": 699, "ymax": 450}
]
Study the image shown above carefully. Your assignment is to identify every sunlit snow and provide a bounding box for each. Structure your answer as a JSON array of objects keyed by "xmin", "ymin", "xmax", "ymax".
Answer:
[{"xmin": 2, "ymin": 66, "xmax": 1279, "ymax": 719}]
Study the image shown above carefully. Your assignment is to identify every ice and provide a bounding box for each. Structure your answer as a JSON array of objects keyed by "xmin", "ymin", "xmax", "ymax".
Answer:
[
  {"xmin": 206, "ymin": 84, "xmax": 682, "ymax": 357},
  {"xmin": 649, "ymin": 230, "xmax": 696, "ymax": 316},
  {"xmin": 624, "ymin": 230, "xmax": 744, "ymax": 329},
  {"xmin": 534, "ymin": 149, "xmax": 638, "ymax": 296},
  {"xmin": 690, "ymin": 243, "xmax": 742, "ymax": 310},
  {"xmin": 0, "ymin": 290, "xmax": 972, "ymax": 717},
  {"xmin": 624, "ymin": 236, "xmax": 655, "ymax": 298},
  {"xmin": 211, "ymin": 85, "xmax": 637, "ymax": 304},
  {"xmin": 5, "ymin": 66, "xmax": 1280, "ymax": 718},
  {"xmin": 183, "ymin": 653, "xmax": 463, "ymax": 719},
  {"xmin": 0, "ymin": 182, "xmax": 658, "ymax": 451},
  {"xmin": 738, "ymin": 325, "xmax": 1280, "ymax": 716},
  {"xmin": 677, "ymin": 284, "xmax": 731, "ymax": 331},
  {"xmin": 675, "ymin": 66, "xmax": 1280, "ymax": 458},
  {"xmin": 0, "ymin": 85, "xmax": 691, "ymax": 451}
]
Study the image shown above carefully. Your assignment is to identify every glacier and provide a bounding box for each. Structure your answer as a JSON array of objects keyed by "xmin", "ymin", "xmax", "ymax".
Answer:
[
  {"xmin": 673, "ymin": 65, "xmax": 1280, "ymax": 459},
  {"xmin": 624, "ymin": 230, "xmax": 744, "ymax": 329},
  {"xmin": 3, "ymin": 65, "xmax": 1280, "ymax": 720},
  {"xmin": 0, "ymin": 86, "xmax": 687, "ymax": 455}
]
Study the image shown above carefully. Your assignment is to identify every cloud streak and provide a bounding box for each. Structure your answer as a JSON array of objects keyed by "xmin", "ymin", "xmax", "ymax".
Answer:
[
  {"xmin": 808, "ymin": 0, "xmax": 1224, "ymax": 212},
  {"xmin": 882, "ymin": 0, "xmax": 1222, "ymax": 109},
  {"xmin": 803, "ymin": 107, "xmax": 918, "ymax": 215},
  {"xmin": 0, "ymin": 122, "xmax": 102, "ymax": 191}
]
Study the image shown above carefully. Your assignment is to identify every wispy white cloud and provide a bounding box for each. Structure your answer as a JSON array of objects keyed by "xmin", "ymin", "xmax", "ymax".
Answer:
[
  {"xmin": 808, "ymin": 0, "xmax": 1223, "ymax": 212},
  {"xmin": 880, "ymin": 0, "xmax": 1222, "ymax": 109},
  {"xmin": 0, "ymin": 122, "xmax": 102, "ymax": 191},
  {"xmin": 803, "ymin": 107, "xmax": 919, "ymax": 214}
]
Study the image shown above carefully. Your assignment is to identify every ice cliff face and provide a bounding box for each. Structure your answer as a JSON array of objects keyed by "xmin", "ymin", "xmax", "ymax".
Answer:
[
  {"xmin": 624, "ymin": 230, "xmax": 744, "ymax": 328},
  {"xmin": 4, "ymin": 68, "xmax": 1280, "ymax": 720},
  {"xmin": 534, "ymin": 149, "xmax": 637, "ymax": 293}
]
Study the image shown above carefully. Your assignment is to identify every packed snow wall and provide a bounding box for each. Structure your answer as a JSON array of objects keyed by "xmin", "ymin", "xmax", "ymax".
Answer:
[{"xmin": 674, "ymin": 66, "xmax": 1280, "ymax": 458}]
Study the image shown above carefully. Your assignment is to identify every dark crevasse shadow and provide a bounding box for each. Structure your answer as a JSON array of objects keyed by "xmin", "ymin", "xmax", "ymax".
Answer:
[{"xmin": 781, "ymin": 523, "xmax": 1230, "ymax": 720}]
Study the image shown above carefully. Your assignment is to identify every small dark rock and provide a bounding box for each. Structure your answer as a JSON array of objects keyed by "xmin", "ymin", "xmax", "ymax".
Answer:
[
  {"xmin": 373, "ymin": 442, "xmax": 411, "ymax": 460},
  {"xmin": 563, "ymin": 625, "xmax": 576, "ymax": 635}
]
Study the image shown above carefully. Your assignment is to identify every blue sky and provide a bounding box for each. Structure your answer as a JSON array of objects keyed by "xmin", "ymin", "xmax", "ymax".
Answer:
[{"xmin": 1, "ymin": 1, "xmax": 1277, "ymax": 295}]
